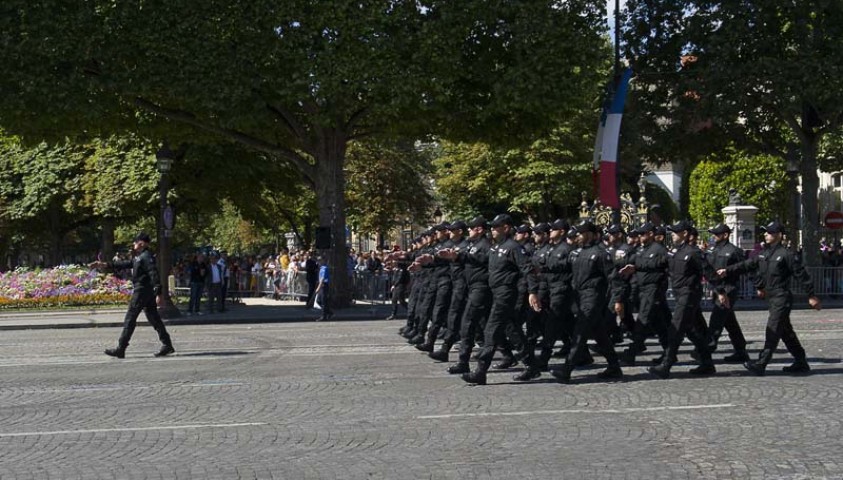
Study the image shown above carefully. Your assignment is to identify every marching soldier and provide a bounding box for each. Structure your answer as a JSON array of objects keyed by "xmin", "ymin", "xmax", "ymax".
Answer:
[
  {"xmin": 413, "ymin": 223, "xmax": 454, "ymax": 352},
  {"xmin": 462, "ymin": 214, "xmax": 537, "ymax": 385},
  {"xmin": 720, "ymin": 221, "xmax": 821, "ymax": 375},
  {"xmin": 704, "ymin": 223, "xmax": 749, "ymax": 362},
  {"xmin": 551, "ymin": 220, "xmax": 622, "ymax": 383},
  {"xmin": 429, "ymin": 221, "xmax": 470, "ymax": 362}
]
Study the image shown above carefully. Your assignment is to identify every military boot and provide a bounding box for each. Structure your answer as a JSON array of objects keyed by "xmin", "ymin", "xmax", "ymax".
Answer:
[
  {"xmin": 447, "ymin": 362, "xmax": 470, "ymax": 375},
  {"xmin": 408, "ymin": 334, "xmax": 425, "ymax": 345},
  {"xmin": 782, "ymin": 358, "xmax": 811, "ymax": 374},
  {"xmin": 647, "ymin": 356, "xmax": 675, "ymax": 379},
  {"xmin": 596, "ymin": 365, "xmax": 623, "ymax": 381},
  {"xmin": 428, "ymin": 341, "xmax": 453, "ymax": 362},
  {"xmin": 551, "ymin": 364, "xmax": 574, "ymax": 384},
  {"xmin": 154, "ymin": 344, "xmax": 175, "ymax": 357},
  {"xmin": 512, "ymin": 366, "xmax": 541, "ymax": 382},
  {"xmin": 722, "ymin": 350, "xmax": 750, "ymax": 363},
  {"xmin": 743, "ymin": 349, "xmax": 773, "ymax": 376},
  {"xmin": 415, "ymin": 340, "xmax": 435, "ymax": 352},
  {"xmin": 104, "ymin": 347, "xmax": 126, "ymax": 359},
  {"xmin": 492, "ymin": 349, "xmax": 518, "ymax": 370},
  {"xmin": 461, "ymin": 360, "xmax": 490, "ymax": 385}
]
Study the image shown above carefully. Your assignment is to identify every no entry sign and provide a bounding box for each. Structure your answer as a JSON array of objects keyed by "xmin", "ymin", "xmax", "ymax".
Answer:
[{"xmin": 825, "ymin": 211, "xmax": 843, "ymax": 229}]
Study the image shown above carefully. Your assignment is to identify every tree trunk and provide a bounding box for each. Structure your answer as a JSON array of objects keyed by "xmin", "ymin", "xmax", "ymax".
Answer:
[
  {"xmin": 800, "ymin": 137, "xmax": 820, "ymax": 267},
  {"xmin": 313, "ymin": 129, "xmax": 352, "ymax": 308},
  {"xmin": 101, "ymin": 217, "xmax": 115, "ymax": 262}
]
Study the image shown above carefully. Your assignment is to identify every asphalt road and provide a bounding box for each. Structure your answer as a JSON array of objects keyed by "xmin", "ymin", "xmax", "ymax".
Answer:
[{"xmin": 0, "ymin": 309, "xmax": 841, "ymax": 479}]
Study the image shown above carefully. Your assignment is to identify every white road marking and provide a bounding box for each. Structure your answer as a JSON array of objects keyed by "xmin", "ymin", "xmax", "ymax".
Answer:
[
  {"xmin": 417, "ymin": 403, "xmax": 737, "ymax": 419},
  {"xmin": 0, "ymin": 422, "xmax": 267, "ymax": 438}
]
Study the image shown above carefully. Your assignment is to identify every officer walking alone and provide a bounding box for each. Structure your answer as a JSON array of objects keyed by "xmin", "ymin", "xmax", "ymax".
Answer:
[{"xmin": 93, "ymin": 232, "xmax": 174, "ymax": 358}]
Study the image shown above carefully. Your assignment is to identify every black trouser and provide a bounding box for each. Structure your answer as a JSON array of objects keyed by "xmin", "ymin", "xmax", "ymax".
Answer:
[
  {"xmin": 318, "ymin": 283, "xmax": 332, "ymax": 319},
  {"xmin": 118, "ymin": 292, "xmax": 172, "ymax": 349},
  {"xmin": 663, "ymin": 288, "xmax": 711, "ymax": 365},
  {"xmin": 306, "ymin": 277, "xmax": 318, "ymax": 308},
  {"xmin": 416, "ymin": 275, "xmax": 439, "ymax": 335},
  {"xmin": 443, "ymin": 280, "xmax": 467, "ymax": 343},
  {"xmin": 707, "ymin": 290, "xmax": 747, "ymax": 352},
  {"xmin": 404, "ymin": 279, "xmax": 422, "ymax": 331},
  {"xmin": 476, "ymin": 286, "xmax": 530, "ymax": 367},
  {"xmin": 759, "ymin": 292, "xmax": 806, "ymax": 363},
  {"xmin": 458, "ymin": 285, "xmax": 491, "ymax": 364},
  {"xmin": 220, "ymin": 278, "xmax": 228, "ymax": 310},
  {"xmin": 632, "ymin": 283, "xmax": 669, "ymax": 350},
  {"xmin": 564, "ymin": 290, "xmax": 618, "ymax": 368},
  {"xmin": 391, "ymin": 283, "xmax": 408, "ymax": 317},
  {"xmin": 425, "ymin": 275, "xmax": 452, "ymax": 342}
]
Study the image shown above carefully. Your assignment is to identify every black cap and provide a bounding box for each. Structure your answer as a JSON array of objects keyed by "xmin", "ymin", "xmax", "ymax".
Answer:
[
  {"xmin": 133, "ymin": 232, "xmax": 151, "ymax": 243},
  {"xmin": 605, "ymin": 223, "xmax": 625, "ymax": 235},
  {"xmin": 762, "ymin": 220, "xmax": 785, "ymax": 234},
  {"xmin": 635, "ymin": 222, "xmax": 656, "ymax": 234},
  {"xmin": 515, "ymin": 223, "xmax": 532, "ymax": 234},
  {"xmin": 708, "ymin": 223, "xmax": 731, "ymax": 235},
  {"xmin": 550, "ymin": 219, "xmax": 570, "ymax": 231},
  {"xmin": 533, "ymin": 222, "xmax": 551, "ymax": 234},
  {"xmin": 667, "ymin": 220, "xmax": 693, "ymax": 233},
  {"xmin": 574, "ymin": 220, "xmax": 598, "ymax": 234},
  {"xmin": 654, "ymin": 225, "xmax": 667, "ymax": 237},
  {"xmin": 467, "ymin": 216, "xmax": 489, "ymax": 229},
  {"xmin": 490, "ymin": 214, "xmax": 514, "ymax": 227},
  {"xmin": 566, "ymin": 227, "xmax": 579, "ymax": 240},
  {"xmin": 448, "ymin": 220, "xmax": 467, "ymax": 231},
  {"xmin": 433, "ymin": 222, "xmax": 451, "ymax": 232},
  {"xmin": 688, "ymin": 226, "xmax": 699, "ymax": 237}
]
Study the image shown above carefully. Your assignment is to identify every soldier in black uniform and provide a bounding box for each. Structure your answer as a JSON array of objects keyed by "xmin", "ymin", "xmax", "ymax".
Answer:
[
  {"xmin": 721, "ymin": 221, "xmax": 821, "ymax": 375},
  {"xmin": 604, "ymin": 224, "xmax": 633, "ymax": 344},
  {"xmin": 513, "ymin": 222, "xmax": 551, "ymax": 381},
  {"xmin": 551, "ymin": 221, "xmax": 622, "ymax": 383},
  {"xmin": 439, "ymin": 216, "xmax": 491, "ymax": 374},
  {"xmin": 94, "ymin": 232, "xmax": 174, "ymax": 358},
  {"xmin": 704, "ymin": 223, "xmax": 749, "ymax": 362},
  {"xmin": 413, "ymin": 224, "xmax": 454, "ymax": 351},
  {"xmin": 428, "ymin": 221, "xmax": 470, "ymax": 362},
  {"xmin": 408, "ymin": 228, "xmax": 442, "ymax": 345},
  {"xmin": 620, "ymin": 222, "xmax": 669, "ymax": 365},
  {"xmin": 399, "ymin": 233, "xmax": 430, "ymax": 339},
  {"xmin": 461, "ymin": 214, "xmax": 536, "ymax": 385},
  {"xmin": 639, "ymin": 221, "xmax": 715, "ymax": 378}
]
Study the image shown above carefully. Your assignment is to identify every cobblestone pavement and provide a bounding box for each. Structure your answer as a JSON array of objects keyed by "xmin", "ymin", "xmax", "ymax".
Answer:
[{"xmin": 0, "ymin": 309, "xmax": 841, "ymax": 479}]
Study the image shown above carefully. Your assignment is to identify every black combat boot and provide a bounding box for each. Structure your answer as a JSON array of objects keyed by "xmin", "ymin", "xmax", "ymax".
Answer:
[
  {"xmin": 743, "ymin": 349, "xmax": 773, "ymax": 376},
  {"xmin": 104, "ymin": 347, "xmax": 126, "ymax": 359},
  {"xmin": 428, "ymin": 341, "xmax": 453, "ymax": 362},
  {"xmin": 492, "ymin": 349, "xmax": 518, "ymax": 370},
  {"xmin": 647, "ymin": 356, "xmax": 674, "ymax": 379},
  {"xmin": 722, "ymin": 350, "xmax": 750, "ymax": 363},
  {"xmin": 461, "ymin": 360, "xmax": 490, "ymax": 385},
  {"xmin": 154, "ymin": 344, "xmax": 175, "ymax": 357},
  {"xmin": 596, "ymin": 365, "xmax": 623, "ymax": 381},
  {"xmin": 408, "ymin": 334, "xmax": 425, "ymax": 345},
  {"xmin": 415, "ymin": 341, "xmax": 435, "ymax": 352},
  {"xmin": 551, "ymin": 364, "xmax": 573, "ymax": 384},
  {"xmin": 447, "ymin": 362, "xmax": 470, "ymax": 375},
  {"xmin": 402, "ymin": 328, "xmax": 417, "ymax": 339},
  {"xmin": 782, "ymin": 358, "xmax": 811, "ymax": 374},
  {"xmin": 536, "ymin": 347, "xmax": 552, "ymax": 372}
]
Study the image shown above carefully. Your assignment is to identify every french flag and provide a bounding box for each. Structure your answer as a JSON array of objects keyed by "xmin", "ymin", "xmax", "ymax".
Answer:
[{"xmin": 593, "ymin": 68, "xmax": 633, "ymax": 209}]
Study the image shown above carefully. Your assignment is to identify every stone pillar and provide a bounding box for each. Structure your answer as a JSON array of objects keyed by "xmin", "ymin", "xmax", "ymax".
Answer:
[{"xmin": 722, "ymin": 204, "xmax": 759, "ymax": 250}]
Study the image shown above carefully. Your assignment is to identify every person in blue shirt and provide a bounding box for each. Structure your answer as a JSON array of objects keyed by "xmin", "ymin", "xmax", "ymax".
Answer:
[{"xmin": 315, "ymin": 256, "xmax": 333, "ymax": 321}]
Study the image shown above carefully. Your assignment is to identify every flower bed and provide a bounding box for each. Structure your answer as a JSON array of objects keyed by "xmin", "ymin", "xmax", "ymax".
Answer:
[{"xmin": 0, "ymin": 265, "xmax": 132, "ymax": 310}]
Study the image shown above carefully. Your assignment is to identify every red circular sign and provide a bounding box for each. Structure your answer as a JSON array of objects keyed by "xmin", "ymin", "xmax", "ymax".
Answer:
[{"xmin": 825, "ymin": 211, "xmax": 843, "ymax": 229}]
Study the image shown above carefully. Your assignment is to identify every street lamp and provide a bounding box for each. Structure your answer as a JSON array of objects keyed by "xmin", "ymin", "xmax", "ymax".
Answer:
[
  {"xmin": 155, "ymin": 144, "xmax": 180, "ymax": 319},
  {"xmin": 433, "ymin": 206, "xmax": 443, "ymax": 224},
  {"xmin": 786, "ymin": 148, "xmax": 801, "ymax": 236}
]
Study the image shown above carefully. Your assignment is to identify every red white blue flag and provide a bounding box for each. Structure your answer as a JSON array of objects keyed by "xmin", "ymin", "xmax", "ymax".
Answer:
[{"xmin": 593, "ymin": 68, "xmax": 633, "ymax": 209}]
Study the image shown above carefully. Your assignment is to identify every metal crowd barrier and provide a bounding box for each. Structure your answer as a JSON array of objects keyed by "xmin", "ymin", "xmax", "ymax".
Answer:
[
  {"xmin": 173, "ymin": 270, "xmax": 310, "ymax": 302},
  {"xmin": 351, "ymin": 271, "xmax": 394, "ymax": 305}
]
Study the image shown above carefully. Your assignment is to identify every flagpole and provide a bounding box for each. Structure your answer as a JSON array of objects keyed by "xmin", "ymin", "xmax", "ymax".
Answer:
[{"xmin": 611, "ymin": 0, "xmax": 622, "ymax": 224}]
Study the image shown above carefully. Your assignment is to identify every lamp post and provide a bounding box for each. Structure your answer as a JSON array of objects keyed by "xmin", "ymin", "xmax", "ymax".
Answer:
[
  {"xmin": 786, "ymin": 148, "xmax": 802, "ymax": 238},
  {"xmin": 156, "ymin": 144, "xmax": 180, "ymax": 319},
  {"xmin": 433, "ymin": 206, "xmax": 443, "ymax": 224}
]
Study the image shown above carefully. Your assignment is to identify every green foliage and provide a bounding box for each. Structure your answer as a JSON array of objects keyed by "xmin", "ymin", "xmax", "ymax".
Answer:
[
  {"xmin": 345, "ymin": 138, "xmax": 434, "ymax": 234},
  {"xmin": 689, "ymin": 150, "xmax": 789, "ymax": 228}
]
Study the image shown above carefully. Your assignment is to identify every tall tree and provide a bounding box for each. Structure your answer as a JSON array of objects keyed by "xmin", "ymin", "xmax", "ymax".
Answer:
[
  {"xmin": 623, "ymin": 0, "xmax": 843, "ymax": 265},
  {"xmin": 1, "ymin": 0, "xmax": 609, "ymax": 303}
]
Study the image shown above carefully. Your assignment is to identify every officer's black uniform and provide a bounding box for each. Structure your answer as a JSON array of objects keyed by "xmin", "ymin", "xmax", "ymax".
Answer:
[
  {"xmin": 623, "ymin": 222, "xmax": 670, "ymax": 364},
  {"xmin": 417, "ymin": 224, "xmax": 454, "ymax": 351},
  {"xmin": 648, "ymin": 221, "xmax": 715, "ymax": 379},
  {"xmin": 703, "ymin": 223, "xmax": 748, "ymax": 360},
  {"xmin": 447, "ymin": 217, "xmax": 492, "ymax": 374},
  {"xmin": 604, "ymin": 224, "xmax": 633, "ymax": 343},
  {"xmin": 389, "ymin": 258, "xmax": 410, "ymax": 319},
  {"xmin": 105, "ymin": 232, "xmax": 173, "ymax": 358},
  {"xmin": 429, "ymin": 221, "xmax": 470, "ymax": 361},
  {"xmin": 462, "ymin": 214, "xmax": 535, "ymax": 385},
  {"xmin": 727, "ymin": 221, "xmax": 816, "ymax": 375},
  {"xmin": 408, "ymin": 232, "xmax": 439, "ymax": 344},
  {"xmin": 551, "ymin": 221, "xmax": 621, "ymax": 383}
]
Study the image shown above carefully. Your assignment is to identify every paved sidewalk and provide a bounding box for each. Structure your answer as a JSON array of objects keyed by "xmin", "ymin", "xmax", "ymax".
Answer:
[
  {"xmin": 1, "ymin": 296, "xmax": 841, "ymax": 331},
  {"xmin": 0, "ymin": 297, "xmax": 395, "ymax": 331}
]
